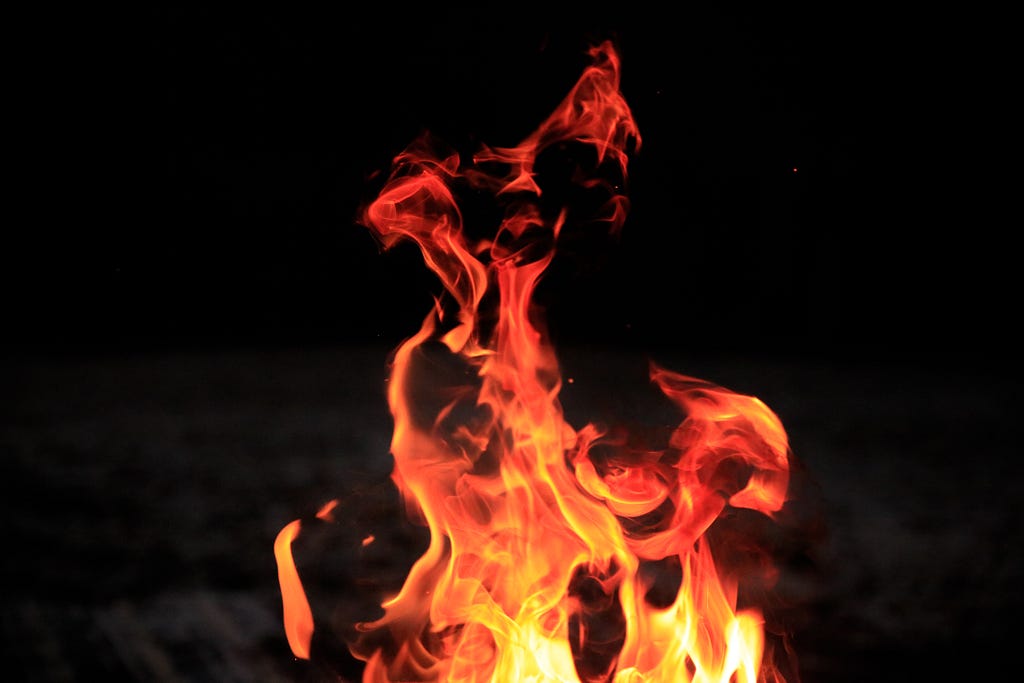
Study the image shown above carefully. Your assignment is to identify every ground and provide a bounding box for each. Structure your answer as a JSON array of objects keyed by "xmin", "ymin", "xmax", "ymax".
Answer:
[{"xmin": 3, "ymin": 343, "xmax": 1020, "ymax": 682}]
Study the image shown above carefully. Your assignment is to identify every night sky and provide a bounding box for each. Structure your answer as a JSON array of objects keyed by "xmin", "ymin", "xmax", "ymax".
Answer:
[{"xmin": 6, "ymin": 7, "xmax": 1014, "ymax": 363}]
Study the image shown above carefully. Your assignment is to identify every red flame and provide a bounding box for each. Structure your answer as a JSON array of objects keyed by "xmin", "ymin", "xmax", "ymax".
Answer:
[{"xmin": 277, "ymin": 40, "xmax": 796, "ymax": 682}]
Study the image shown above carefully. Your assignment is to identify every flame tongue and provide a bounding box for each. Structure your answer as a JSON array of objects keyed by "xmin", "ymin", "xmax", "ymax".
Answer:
[{"xmin": 321, "ymin": 41, "xmax": 791, "ymax": 682}]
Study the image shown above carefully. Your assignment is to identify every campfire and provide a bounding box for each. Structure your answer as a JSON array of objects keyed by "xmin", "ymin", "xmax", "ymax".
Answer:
[{"xmin": 276, "ymin": 41, "xmax": 799, "ymax": 682}]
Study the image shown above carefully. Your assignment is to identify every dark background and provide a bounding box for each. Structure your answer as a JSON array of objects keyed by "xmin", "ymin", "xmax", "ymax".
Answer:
[
  {"xmin": 3, "ymin": 6, "xmax": 1020, "ymax": 682},
  {"xmin": 6, "ymin": 5, "xmax": 1016, "ymax": 361}
]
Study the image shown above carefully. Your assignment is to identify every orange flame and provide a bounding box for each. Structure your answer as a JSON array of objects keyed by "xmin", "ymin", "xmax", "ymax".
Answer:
[
  {"xmin": 274, "ymin": 519, "xmax": 314, "ymax": 660},
  {"xmin": 281, "ymin": 40, "xmax": 796, "ymax": 682},
  {"xmin": 317, "ymin": 499, "xmax": 340, "ymax": 522}
]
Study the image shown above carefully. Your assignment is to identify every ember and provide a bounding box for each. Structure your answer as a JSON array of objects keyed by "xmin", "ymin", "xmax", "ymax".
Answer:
[{"xmin": 278, "ymin": 41, "xmax": 799, "ymax": 682}]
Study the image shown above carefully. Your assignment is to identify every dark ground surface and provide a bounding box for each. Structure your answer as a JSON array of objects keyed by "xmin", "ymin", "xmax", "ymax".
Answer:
[{"xmin": 3, "ymin": 342, "xmax": 1021, "ymax": 682}]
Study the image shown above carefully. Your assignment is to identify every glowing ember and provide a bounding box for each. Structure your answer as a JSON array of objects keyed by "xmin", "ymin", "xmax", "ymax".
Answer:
[{"xmin": 277, "ymin": 41, "xmax": 797, "ymax": 682}]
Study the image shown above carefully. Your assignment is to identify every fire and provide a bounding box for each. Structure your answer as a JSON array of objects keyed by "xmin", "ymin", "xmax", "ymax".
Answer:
[
  {"xmin": 274, "ymin": 518, "xmax": 314, "ymax": 661},
  {"xmin": 277, "ymin": 41, "xmax": 796, "ymax": 682}
]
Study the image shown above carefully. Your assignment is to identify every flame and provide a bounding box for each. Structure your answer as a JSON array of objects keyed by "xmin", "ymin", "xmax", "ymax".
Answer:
[
  {"xmin": 274, "ymin": 518, "xmax": 314, "ymax": 660},
  {"xmin": 279, "ymin": 40, "xmax": 796, "ymax": 682},
  {"xmin": 317, "ymin": 499, "xmax": 340, "ymax": 521}
]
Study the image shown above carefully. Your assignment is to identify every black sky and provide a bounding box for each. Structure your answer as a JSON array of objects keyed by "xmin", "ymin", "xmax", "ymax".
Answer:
[{"xmin": 8, "ymin": 7, "xmax": 1015, "ymax": 363}]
